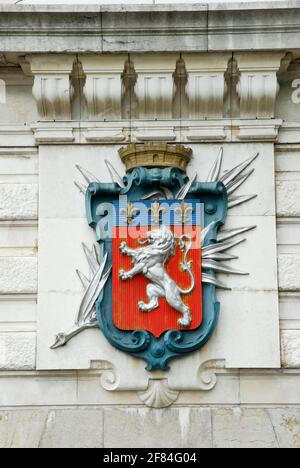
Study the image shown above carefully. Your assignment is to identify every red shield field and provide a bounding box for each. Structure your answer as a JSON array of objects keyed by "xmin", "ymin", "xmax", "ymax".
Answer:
[{"xmin": 112, "ymin": 216, "xmax": 203, "ymax": 338}]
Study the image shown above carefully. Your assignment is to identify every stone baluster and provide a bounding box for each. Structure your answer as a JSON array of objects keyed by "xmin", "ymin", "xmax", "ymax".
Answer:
[
  {"xmin": 80, "ymin": 55, "xmax": 126, "ymax": 120},
  {"xmin": 235, "ymin": 52, "xmax": 284, "ymax": 118},
  {"xmin": 28, "ymin": 55, "xmax": 75, "ymax": 120},
  {"xmin": 183, "ymin": 53, "xmax": 231, "ymax": 119}
]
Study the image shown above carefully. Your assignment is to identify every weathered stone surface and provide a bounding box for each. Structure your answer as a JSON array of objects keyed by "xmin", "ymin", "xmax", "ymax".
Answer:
[
  {"xmin": 39, "ymin": 409, "xmax": 103, "ymax": 448},
  {"xmin": 0, "ymin": 332, "xmax": 36, "ymax": 370},
  {"xmin": 208, "ymin": 4, "xmax": 300, "ymax": 51},
  {"xmin": 281, "ymin": 330, "xmax": 300, "ymax": 368},
  {"xmin": 268, "ymin": 408, "xmax": 300, "ymax": 448},
  {"xmin": 212, "ymin": 407, "xmax": 279, "ymax": 448},
  {"xmin": 1, "ymin": 406, "xmax": 300, "ymax": 448},
  {"xmin": 0, "ymin": 409, "xmax": 47, "ymax": 448},
  {"xmin": 278, "ymin": 254, "xmax": 300, "ymax": 291},
  {"xmin": 0, "ymin": 257, "xmax": 37, "ymax": 293},
  {"xmin": 0, "ymin": 184, "xmax": 38, "ymax": 220},
  {"xmin": 0, "ymin": 7, "xmax": 102, "ymax": 54},
  {"xmin": 102, "ymin": 8, "xmax": 207, "ymax": 53},
  {"xmin": 0, "ymin": 408, "xmax": 103, "ymax": 448},
  {"xmin": 276, "ymin": 180, "xmax": 300, "ymax": 217},
  {"xmin": 213, "ymin": 407, "xmax": 300, "ymax": 448},
  {"xmin": 1, "ymin": 4, "xmax": 300, "ymax": 53},
  {"xmin": 104, "ymin": 407, "xmax": 212, "ymax": 448}
]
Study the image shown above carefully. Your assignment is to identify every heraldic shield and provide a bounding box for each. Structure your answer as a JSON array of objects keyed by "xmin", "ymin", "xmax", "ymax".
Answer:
[
  {"xmin": 51, "ymin": 143, "xmax": 258, "ymax": 371},
  {"xmin": 85, "ymin": 144, "xmax": 228, "ymax": 371},
  {"xmin": 113, "ymin": 199, "xmax": 203, "ymax": 337}
]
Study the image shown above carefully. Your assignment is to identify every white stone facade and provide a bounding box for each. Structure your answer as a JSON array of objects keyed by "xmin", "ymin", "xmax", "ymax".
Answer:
[{"xmin": 1, "ymin": 1, "xmax": 300, "ymax": 448}]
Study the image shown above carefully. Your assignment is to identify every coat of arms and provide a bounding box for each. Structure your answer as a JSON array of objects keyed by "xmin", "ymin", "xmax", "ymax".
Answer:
[{"xmin": 51, "ymin": 143, "xmax": 258, "ymax": 371}]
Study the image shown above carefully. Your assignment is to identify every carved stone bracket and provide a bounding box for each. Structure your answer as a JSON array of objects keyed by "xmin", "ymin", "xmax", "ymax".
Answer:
[
  {"xmin": 24, "ymin": 52, "xmax": 286, "ymax": 126},
  {"xmin": 99, "ymin": 359, "xmax": 224, "ymax": 409},
  {"xmin": 28, "ymin": 54, "xmax": 75, "ymax": 120},
  {"xmin": 80, "ymin": 54, "xmax": 127, "ymax": 121},
  {"xmin": 133, "ymin": 54, "xmax": 178, "ymax": 120},
  {"xmin": 184, "ymin": 53, "xmax": 231, "ymax": 119}
]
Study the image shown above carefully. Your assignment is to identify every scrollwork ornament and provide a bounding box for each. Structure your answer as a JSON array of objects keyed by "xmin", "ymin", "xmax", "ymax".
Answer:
[{"xmin": 100, "ymin": 368, "xmax": 120, "ymax": 392}]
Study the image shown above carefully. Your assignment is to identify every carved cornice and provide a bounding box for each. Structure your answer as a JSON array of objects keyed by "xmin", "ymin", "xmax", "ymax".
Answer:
[
  {"xmin": 1, "ymin": 4, "xmax": 300, "ymax": 53},
  {"xmin": 0, "ymin": 1, "xmax": 300, "ymax": 53}
]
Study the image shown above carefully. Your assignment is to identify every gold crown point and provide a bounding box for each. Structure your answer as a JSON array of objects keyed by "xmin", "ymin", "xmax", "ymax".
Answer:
[{"xmin": 118, "ymin": 143, "xmax": 192, "ymax": 173}]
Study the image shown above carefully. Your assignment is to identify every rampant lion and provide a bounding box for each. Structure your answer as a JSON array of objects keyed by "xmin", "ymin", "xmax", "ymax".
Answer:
[{"xmin": 119, "ymin": 226, "xmax": 194, "ymax": 327}]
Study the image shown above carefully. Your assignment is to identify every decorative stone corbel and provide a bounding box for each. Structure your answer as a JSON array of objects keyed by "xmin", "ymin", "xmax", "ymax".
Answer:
[
  {"xmin": 80, "ymin": 54, "xmax": 126, "ymax": 121},
  {"xmin": 28, "ymin": 54, "xmax": 75, "ymax": 120},
  {"xmin": 98, "ymin": 360, "xmax": 224, "ymax": 409},
  {"xmin": 235, "ymin": 52, "xmax": 284, "ymax": 119},
  {"xmin": 183, "ymin": 53, "xmax": 231, "ymax": 120},
  {"xmin": 133, "ymin": 54, "xmax": 178, "ymax": 120}
]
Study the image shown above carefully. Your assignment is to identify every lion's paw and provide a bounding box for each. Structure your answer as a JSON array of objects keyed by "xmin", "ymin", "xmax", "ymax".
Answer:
[
  {"xmin": 119, "ymin": 241, "xmax": 127, "ymax": 253},
  {"xmin": 138, "ymin": 301, "xmax": 146, "ymax": 311},
  {"xmin": 178, "ymin": 315, "xmax": 191, "ymax": 328},
  {"xmin": 119, "ymin": 269, "xmax": 128, "ymax": 280}
]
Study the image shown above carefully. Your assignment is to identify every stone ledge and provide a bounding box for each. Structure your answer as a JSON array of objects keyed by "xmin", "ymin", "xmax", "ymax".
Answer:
[
  {"xmin": 1, "ymin": 369, "xmax": 300, "ymax": 408},
  {"xmin": 1, "ymin": 2, "xmax": 298, "ymax": 13},
  {"xmin": 30, "ymin": 119, "xmax": 282, "ymax": 144},
  {"xmin": 0, "ymin": 126, "xmax": 35, "ymax": 147}
]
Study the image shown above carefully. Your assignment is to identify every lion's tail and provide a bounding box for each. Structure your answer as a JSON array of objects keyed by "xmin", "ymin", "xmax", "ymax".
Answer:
[{"xmin": 178, "ymin": 235, "xmax": 195, "ymax": 295}]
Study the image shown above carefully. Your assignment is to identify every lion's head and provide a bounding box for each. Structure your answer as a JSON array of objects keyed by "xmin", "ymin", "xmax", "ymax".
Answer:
[{"xmin": 135, "ymin": 226, "xmax": 176, "ymax": 263}]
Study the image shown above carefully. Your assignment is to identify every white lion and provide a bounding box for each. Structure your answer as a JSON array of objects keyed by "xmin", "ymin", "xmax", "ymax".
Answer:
[{"xmin": 119, "ymin": 226, "xmax": 194, "ymax": 327}]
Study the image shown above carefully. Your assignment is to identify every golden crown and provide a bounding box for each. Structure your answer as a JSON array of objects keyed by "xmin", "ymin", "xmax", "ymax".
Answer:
[{"xmin": 118, "ymin": 143, "xmax": 192, "ymax": 173}]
